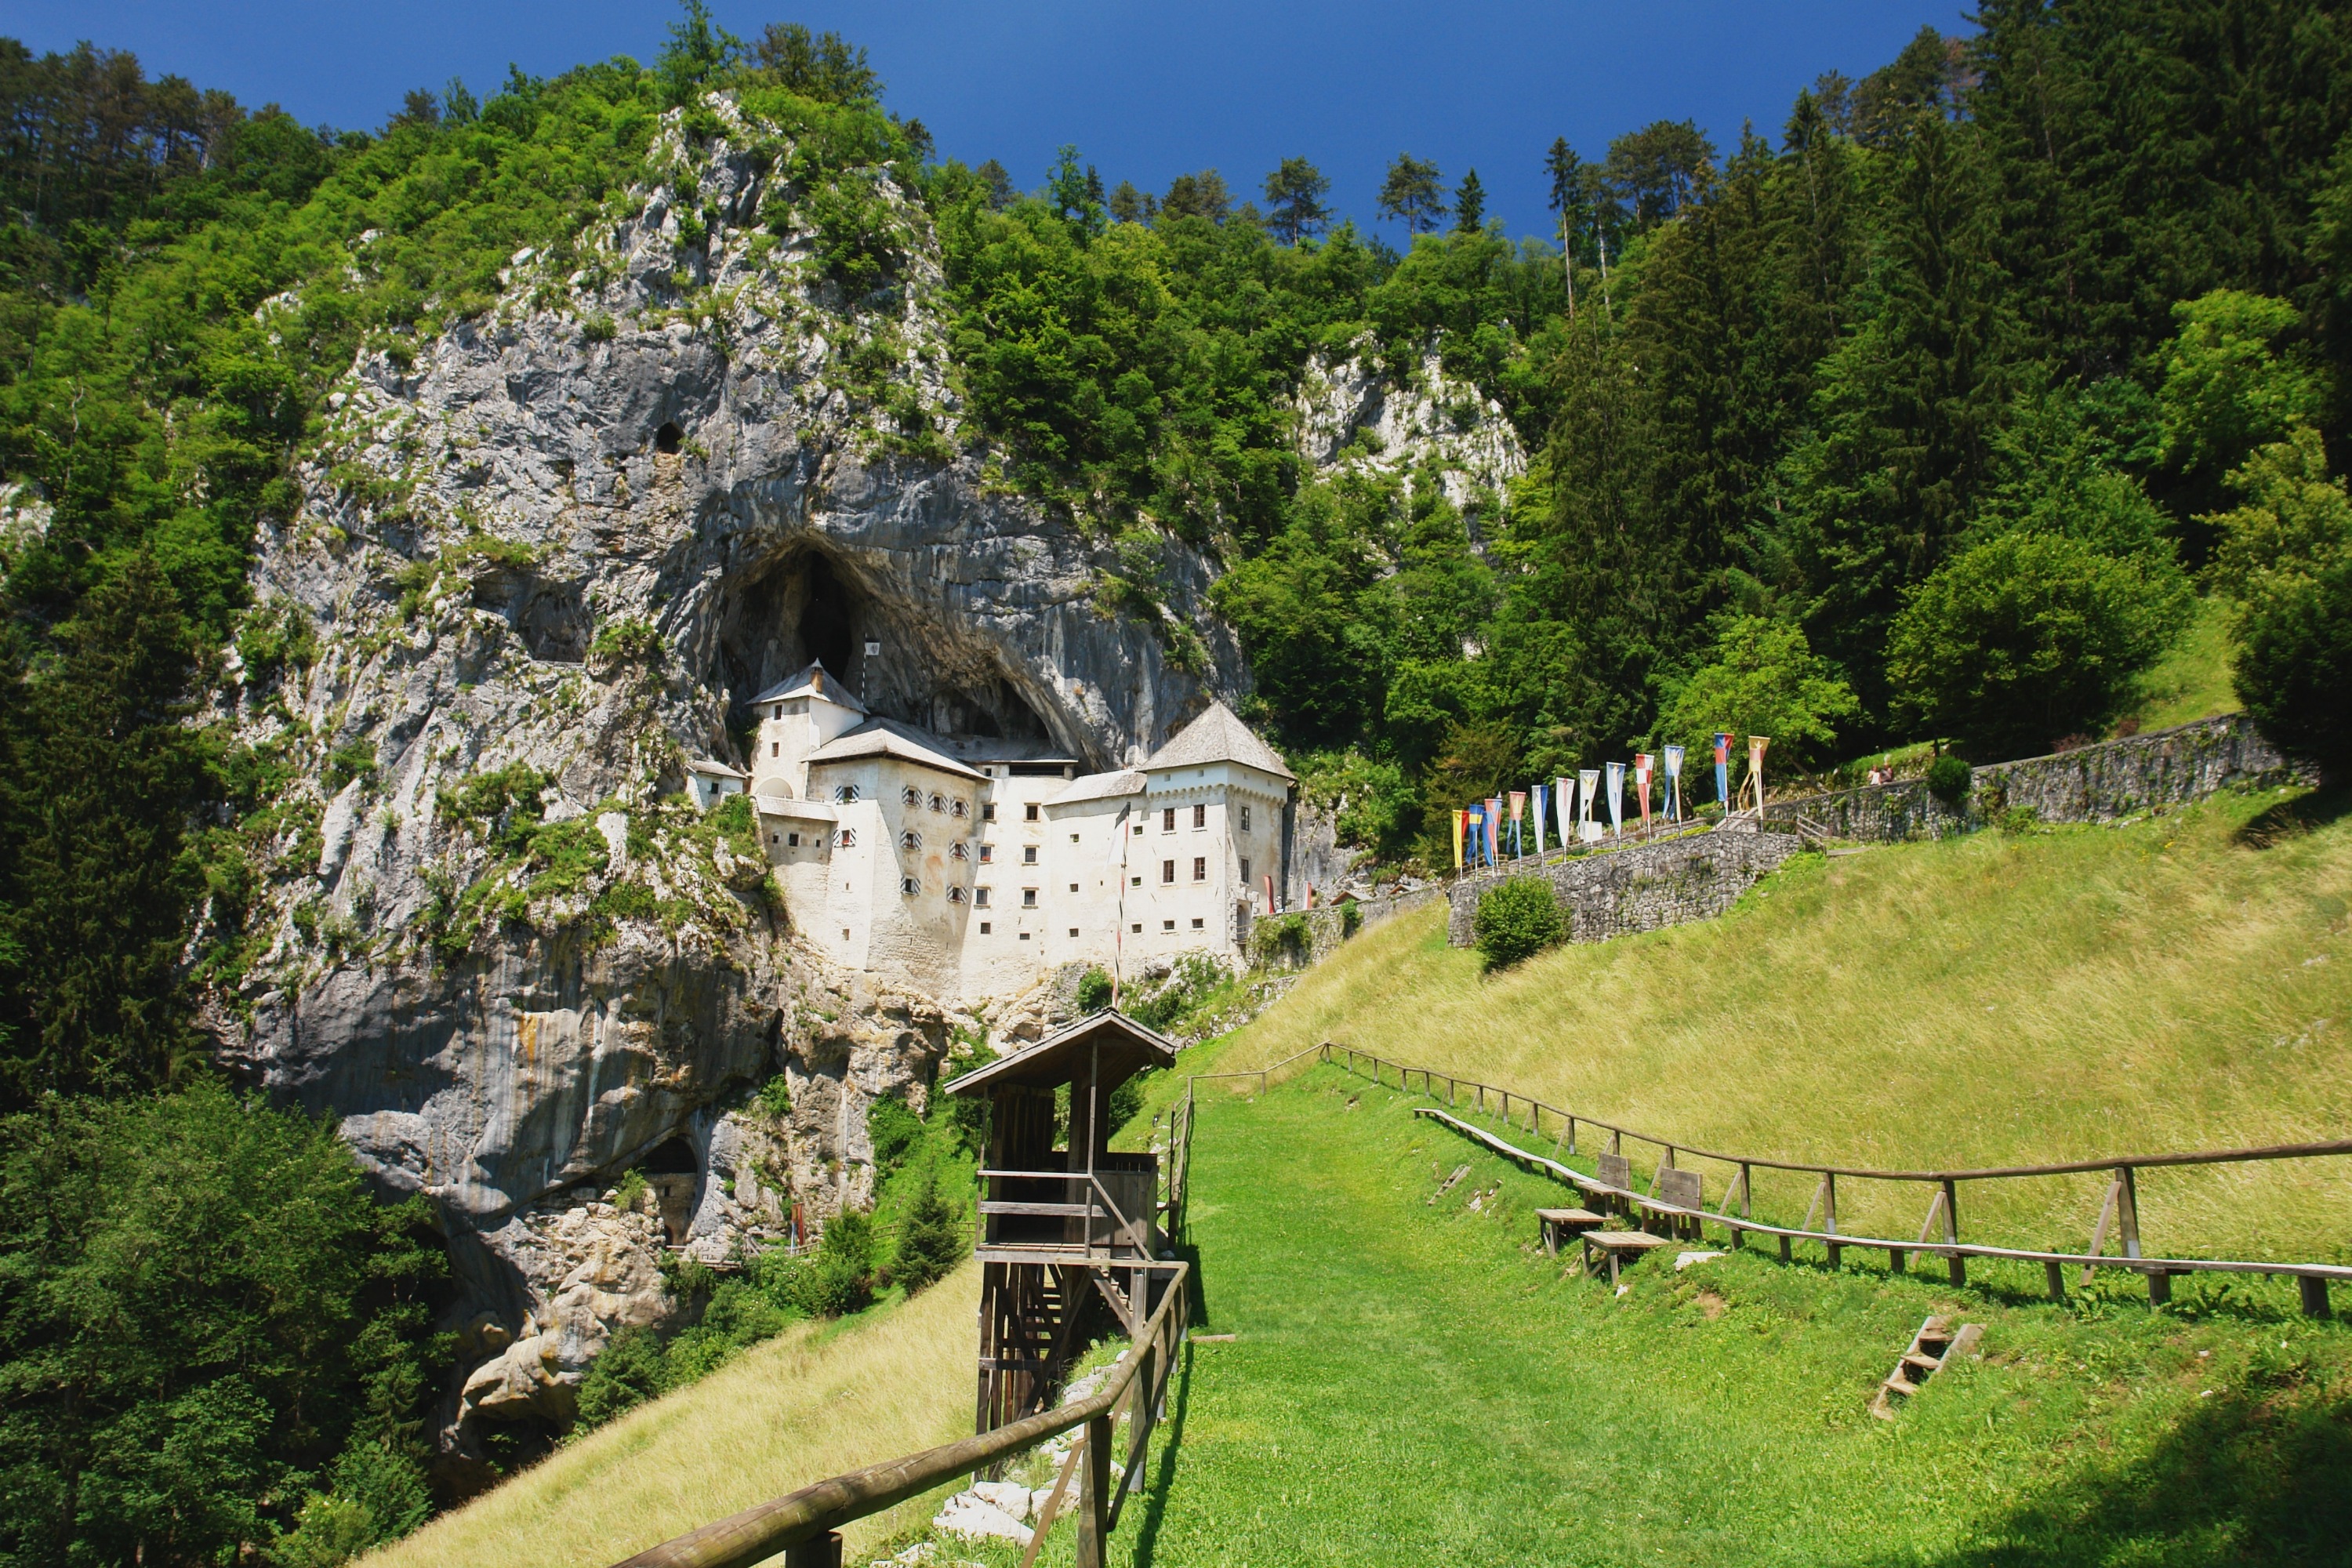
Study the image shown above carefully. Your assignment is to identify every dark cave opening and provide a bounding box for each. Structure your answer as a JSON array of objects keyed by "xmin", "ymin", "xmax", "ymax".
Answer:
[{"xmin": 654, "ymin": 421, "xmax": 682, "ymax": 455}]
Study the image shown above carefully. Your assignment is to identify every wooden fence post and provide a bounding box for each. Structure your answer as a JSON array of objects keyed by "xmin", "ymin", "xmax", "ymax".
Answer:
[
  {"xmin": 2302, "ymin": 1277, "xmax": 2332, "ymax": 1319},
  {"xmin": 1075, "ymin": 1414, "xmax": 1112, "ymax": 1568},
  {"xmin": 785, "ymin": 1533, "xmax": 843, "ymax": 1568},
  {"xmin": 1943, "ymin": 1178, "xmax": 1965, "ymax": 1287}
]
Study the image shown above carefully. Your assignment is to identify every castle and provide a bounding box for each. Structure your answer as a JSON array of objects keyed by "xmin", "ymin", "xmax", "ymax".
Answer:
[{"xmin": 690, "ymin": 665, "xmax": 1298, "ymax": 1005}]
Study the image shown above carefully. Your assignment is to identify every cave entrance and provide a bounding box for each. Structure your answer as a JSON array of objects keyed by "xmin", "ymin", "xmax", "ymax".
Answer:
[
  {"xmin": 640, "ymin": 1136, "xmax": 699, "ymax": 1245},
  {"xmin": 798, "ymin": 556, "xmax": 854, "ymax": 681}
]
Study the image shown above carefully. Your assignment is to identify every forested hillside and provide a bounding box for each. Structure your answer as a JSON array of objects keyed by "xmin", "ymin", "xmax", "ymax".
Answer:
[{"xmin": 0, "ymin": 5, "xmax": 2350, "ymax": 1564}]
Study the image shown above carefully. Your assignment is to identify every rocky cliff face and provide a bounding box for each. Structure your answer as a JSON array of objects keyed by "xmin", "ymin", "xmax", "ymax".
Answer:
[{"xmin": 205, "ymin": 93, "xmax": 1530, "ymax": 1445}]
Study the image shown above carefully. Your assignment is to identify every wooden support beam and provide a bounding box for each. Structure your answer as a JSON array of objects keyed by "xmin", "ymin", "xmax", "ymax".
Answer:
[
  {"xmin": 784, "ymin": 1533, "xmax": 841, "ymax": 1568},
  {"xmin": 1075, "ymin": 1413, "xmax": 1112, "ymax": 1568},
  {"xmin": 2303, "ymin": 1276, "xmax": 2332, "ymax": 1319}
]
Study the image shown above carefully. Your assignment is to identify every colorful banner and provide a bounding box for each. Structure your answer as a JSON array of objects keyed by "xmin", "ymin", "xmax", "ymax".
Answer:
[
  {"xmin": 1451, "ymin": 808, "xmax": 1465, "ymax": 873},
  {"xmin": 1605, "ymin": 762, "xmax": 1624, "ymax": 837},
  {"xmin": 1748, "ymin": 735, "xmax": 1771, "ymax": 811},
  {"xmin": 1530, "ymin": 783, "xmax": 1548, "ymax": 856},
  {"xmin": 1466, "ymin": 804, "xmax": 1485, "ymax": 869},
  {"xmin": 1265, "ymin": 873, "xmax": 1276, "ymax": 914},
  {"xmin": 1555, "ymin": 776, "xmax": 1575, "ymax": 847},
  {"xmin": 1634, "ymin": 753, "xmax": 1653, "ymax": 832},
  {"xmin": 1486, "ymin": 797, "xmax": 1503, "ymax": 866},
  {"xmin": 1577, "ymin": 769, "xmax": 1599, "ymax": 842},
  {"xmin": 1713, "ymin": 732, "xmax": 1732, "ymax": 809},
  {"xmin": 1662, "ymin": 744, "xmax": 1685, "ymax": 822},
  {"xmin": 1508, "ymin": 791, "xmax": 1526, "ymax": 858}
]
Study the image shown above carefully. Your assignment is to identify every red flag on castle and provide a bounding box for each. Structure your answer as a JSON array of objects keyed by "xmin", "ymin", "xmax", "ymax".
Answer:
[{"xmin": 1634, "ymin": 753, "xmax": 1653, "ymax": 832}]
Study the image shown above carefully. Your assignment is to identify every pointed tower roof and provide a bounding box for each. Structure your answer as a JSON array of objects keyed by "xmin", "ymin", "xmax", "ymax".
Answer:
[
  {"xmin": 750, "ymin": 661, "xmax": 868, "ymax": 714},
  {"xmin": 1142, "ymin": 701, "xmax": 1295, "ymax": 782}
]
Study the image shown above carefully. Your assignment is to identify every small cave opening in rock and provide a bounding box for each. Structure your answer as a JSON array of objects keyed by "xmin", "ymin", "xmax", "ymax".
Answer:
[
  {"xmin": 654, "ymin": 421, "xmax": 682, "ymax": 455},
  {"xmin": 643, "ymin": 1136, "xmax": 699, "ymax": 1174}
]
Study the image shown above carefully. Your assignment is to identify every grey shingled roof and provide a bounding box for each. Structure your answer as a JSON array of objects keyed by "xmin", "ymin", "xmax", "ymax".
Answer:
[
  {"xmin": 806, "ymin": 717, "xmax": 987, "ymax": 781},
  {"xmin": 1142, "ymin": 701, "xmax": 1295, "ymax": 782},
  {"xmin": 750, "ymin": 662, "xmax": 869, "ymax": 713},
  {"xmin": 1048, "ymin": 769, "xmax": 1146, "ymax": 807}
]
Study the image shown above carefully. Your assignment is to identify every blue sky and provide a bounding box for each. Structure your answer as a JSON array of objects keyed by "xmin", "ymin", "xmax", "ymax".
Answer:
[{"xmin": 7, "ymin": 2, "xmax": 1967, "ymax": 242}]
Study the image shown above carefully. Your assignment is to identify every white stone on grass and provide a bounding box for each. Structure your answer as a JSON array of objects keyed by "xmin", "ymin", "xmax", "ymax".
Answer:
[
  {"xmin": 931, "ymin": 1490, "xmax": 1032, "ymax": 1546},
  {"xmin": 1675, "ymin": 1250, "xmax": 1726, "ymax": 1270},
  {"xmin": 968, "ymin": 1479, "xmax": 1033, "ymax": 1521}
]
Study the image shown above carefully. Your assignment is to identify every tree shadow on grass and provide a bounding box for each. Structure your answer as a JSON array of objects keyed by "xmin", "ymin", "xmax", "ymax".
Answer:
[
  {"xmin": 1900, "ymin": 1372, "xmax": 2352, "ymax": 1566},
  {"xmin": 2233, "ymin": 783, "xmax": 2351, "ymax": 849}
]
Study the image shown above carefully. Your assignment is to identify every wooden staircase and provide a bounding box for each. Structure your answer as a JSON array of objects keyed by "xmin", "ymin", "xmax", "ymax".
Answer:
[{"xmin": 1868, "ymin": 1315, "xmax": 1982, "ymax": 1418}]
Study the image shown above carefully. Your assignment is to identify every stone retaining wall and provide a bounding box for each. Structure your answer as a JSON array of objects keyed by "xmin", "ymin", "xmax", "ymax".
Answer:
[
  {"xmin": 1443, "ymin": 826, "xmax": 1804, "ymax": 948},
  {"xmin": 1764, "ymin": 713, "xmax": 2307, "ymax": 844},
  {"xmin": 1242, "ymin": 883, "xmax": 1448, "ymax": 969}
]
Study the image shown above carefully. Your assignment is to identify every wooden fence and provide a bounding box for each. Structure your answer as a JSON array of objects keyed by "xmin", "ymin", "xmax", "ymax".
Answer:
[{"xmin": 1223, "ymin": 1044, "xmax": 2350, "ymax": 1316}]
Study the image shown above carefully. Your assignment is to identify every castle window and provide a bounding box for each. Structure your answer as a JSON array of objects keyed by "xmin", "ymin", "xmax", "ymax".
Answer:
[
  {"xmin": 902, "ymin": 786, "xmax": 922, "ymax": 807},
  {"xmin": 1192, "ymin": 804, "xmax": 1206, "ymax": 829},
  {"xmin": 1162, "ymin": 808, "xmax": 1174, "ymax": 832},
  {"xmin": 980, "ymin": 920, "xmax": 991, "ymax": 934},
  {"xmin": 948, "ymin": 886, "xmax": 967, "ymax": 904},
  {"xmin": 1019, "ymin": 931, "xmax": 1031, "ymax": 940},
  {"xmin": 979, "ymin": 844, "xmax": 993, "ymax": 863},
  {"xmin": 929, "ymin": 793, "xmax": 945, "ymax": 812},
  {"xmin": 975, "ymin": 887, "xmax": 990, "ymax": 906},
  {"xmin": 1131, "ymin": 875, "xmax": 1142, "ymax": 887},
  {"xmin": 901, "ymin": 877, "xmax": 920, "ymax": 896},
  {"xmin": 1068, "ymin": 883, "xmax": 1079, "ymax": 893},
  {"xmin": 770, "ymin": 832, "xmax": 779, "ymax": 844},
  {"xmin": 1192, "ymin": 857, "xmax": 1207, "ymax": 881},
  {"xmin": 1162, "ymin": 919, "xmax": 1175, "ymax": 931},
  {"xmin": 833, "ymin": 784, "xmax": 858, "ymax": 803},
  {"xmin": 1068, "ymin": 927, "xmax": 1079, "ymax": 938},
  {"xmin": 1240, "ymin": 805, "xmax": 1251, "ymax": 832},
  {"xmin": 1131, "ymin": 922, "xmax": 1142, "ymax": 934},
  {"xmin": 983, "ymin": 804, "xmax": 996, "ymax": 822},
  {"xmin": 1069, "ymin": 833, "xmax": 1079, "ymax": 844},
  {"xmin": 1022, "ymin": 846, "xmax": 1037, "ymax": 865},
  {"xmin": 1240, "ymin": 857, "xmax": 1250, "ymax": 883},
  {"xmin": 837, "ymin": 829, "xmax": 855, "ymax": 848},
  {"xmin": 788, "ymin": 832, "xmax": 802, "ymax": 848},
  {"xmin": 901, "ymin": 829, "xmax": 921, "ymax": 849},
  {"xmin": 1161, "ymin": 859, "xmax": 1175, "ymax": 884},
  {"xmin": 1022, "ymin": 888, "xmax": 1037, "ymax": 908},
  {"xmin": 1025, "ymin": 803, "xmax": 1040, "ymax": 822},
  {"xmin": 771, "ymin": 742, "xmax": 779, "ymax": 757},
  {"xmin": 950, "ymin": 842, "xmax": 968, "ymax": 861},
  {"xmin": 951, "ymin": 799, "xmax": 967, "ymax": 819},
  {"xmin": 1192, "ymin": 916, "xmax": 1205, "ymax": 930}
]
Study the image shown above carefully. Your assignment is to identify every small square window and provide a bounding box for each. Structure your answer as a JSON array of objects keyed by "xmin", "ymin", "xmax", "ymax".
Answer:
[
  {"xmin": 979, "ymin": 844, "xmax": 994, "ymax": 863},
  {"xmin": 902, "ymin": 786, "xmax": 922, "ymax": 807},
  {"xmin": 1161, "ymin": 859, "xmax": 1175, "ymax": 884},
  {"xmin": 983, "ymin": 803, "xmax": 996, "ymax": 822},
  {"xmin": 1069, "ymin": 833, "xmax": 1080, "ymax": 843},
  {"xmin": 1018, "ymin": 931, "xmax": 1031, "ymax": 941},
  {"xmin": 864, "ymin": 638, "xmax": 881, "ymax": 656},
  {"xmin": 949, "ymin": 886, "xmax": 967, "ymax": 904},
  {"xmin": 788, "ymin": 832, "xmax": 801, "ymax": 848},
  {"xmin": 837, "ymin": 828, "xmax": 855, "ymax": 848},
  {"xmin": 1068, "ymin": 927, "xmax": 1079, "ymax": 938},
  {"xmin": 901, "ymin": 877, "xmax": 920, "ymax": 896},
  {"xmin": 1068, "ymin": 883, "xmax": 1079, "ymax": 893},
  {"xmin": 1022, "ymin": 888, "xmax": 1037, "ymax": 908},
  {"xmin": 842, "ymin": 927, "xmax": 851, "ymax": 939},
  {"xmin": 1130, "ymin": 875, "xmax": 1142, "ymax": 887},
  {"xmin": 1192, "ymin": 916, "xmax": 1204, "ymax": 930},
  {"xmin": 770, "ymin": 831, "xmax": 779, "ymax": 844},
  {"xmin": 930, "ymin": 793, "xmax": 946, "ymax": 812},
  {"xmin": 1025, "ymin": 803, "xmax": 1040, "ymax": 822},
  {"xmin": 980, "ymin": 920, "xmax": 992, "ymax": 934},
  {"xmin": 1131, "ymin": 922, "xmax": 1142, "ymax": 933},
  {"xmin": 975, "ymin": 887, "xmax": 990, "ymax": 907},
  {"xmin": 1162, "ymin": 919, "xmax": 1175, "ymax": 931},
  {"xmin": 952, "ymin": 799, "xmax": 968, "ymax": 818},
  {"xmin": 901, "ymin": 829, "xmax": 921, "ymax": 850},
  {"xmin": 1022, "ymin": 846, "xmax": 1038, "ymax": 865},
  {"xmin": 1132, "ymin": 822, "xmax": 1144, "ymax": 836},
  {"xmin": 1192, "ymin": 804, "xmax": 1206, "ymax": 829},
  {"xmin": 1192, "ymin": 856, "xmax": 1207, "ymax": 881},
  {"xmin": 951, "ymin": 841, "xmax": 969, "ymax": 861},
  {"xmin": 1240, "ymin": 805, "xmax": 1251, "ymax": 832}
]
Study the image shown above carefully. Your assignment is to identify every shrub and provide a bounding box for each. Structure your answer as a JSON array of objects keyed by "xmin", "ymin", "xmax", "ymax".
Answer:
[
  {"xmin": 590, "ymin": 617, "xmax": 662, "ymax": 662},
  {"xmin": 1076, "ymin": 967, "xmax": 1115, "ymax": 1012},
  {"xmin": 573, "ymin": 1324, "xmax": 666, "ymax": 1429},
  {"xmin": 1251, "ymin": 912, "xmax": 1310, "ymax": 967},
  {"xmin": 756, "ymin": 1073, "xmax": 792, "ymax": 1120},
  {"xmin": 893, "ymin": 1172, "xmax": 963, "ymax": 1293},
  {"xmin": 611, "ymin": 1168, "xmax": 648, "ymax": 1209},
  {"xmin": 1887, "ymin": 531, "xmax": 2194, "ymax": 761},
  {"xmin": 2234, "ymin": 552, "xmax": 2352, "ymax": 780},
  {"xmin": 1925, "ymin": 754, "xmax": 1972, "ymax": 805},
  {"xmin": 866, "ymin": 1095, "xmax": 923, "ymax": 1173},
  {"xmin": 1472, "ymin": 877, "xmax": 1564, "ymax": 971},
  {"xmin": 580, "ymin": 313, "xmax": 617, "ymax": 343},
  {"xmin": 802, "ymin": 1209, "xmax": 877, "ymax": 1316}
]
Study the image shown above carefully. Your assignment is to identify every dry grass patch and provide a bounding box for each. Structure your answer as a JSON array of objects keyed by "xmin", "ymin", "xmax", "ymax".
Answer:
[
  {"xmin": 1203, "ymin": 786, "xmax": 2352, "ymax": 1263},
  {"xmin": 367, "ymin": 1260, "xmax": 981, "ymax": 1568}
]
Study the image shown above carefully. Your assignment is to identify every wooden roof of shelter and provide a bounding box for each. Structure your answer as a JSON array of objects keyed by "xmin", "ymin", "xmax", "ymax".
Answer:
[{"xmin": 943, "ymin": 1010, "xmax": 1179, "ymax": 1097}]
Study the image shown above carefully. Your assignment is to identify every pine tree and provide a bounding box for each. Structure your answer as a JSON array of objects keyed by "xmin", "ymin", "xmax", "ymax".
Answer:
[
  {"xmin": 1453, "ymin": 169, "xmax": 1486, "ymax": 232},
  {"xmin": 1377, "ymin": 154, "xmax": 1446, "ymax": 234},
  {"xmin": 1263, "ymin": 157, "xmax": 1332, "ymax": 244}
]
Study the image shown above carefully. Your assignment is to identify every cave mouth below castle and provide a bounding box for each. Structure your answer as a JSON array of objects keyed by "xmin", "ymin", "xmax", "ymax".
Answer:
[{"xmin": 714, "ymin": 546, "xmax": 1058, "ymax": 751}]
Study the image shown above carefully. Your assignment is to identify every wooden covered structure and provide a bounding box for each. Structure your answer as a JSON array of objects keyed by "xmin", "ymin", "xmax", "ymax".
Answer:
[{"xmin": 945, "ymin": 1009, "xmax": 1182, "ymax": 1436}]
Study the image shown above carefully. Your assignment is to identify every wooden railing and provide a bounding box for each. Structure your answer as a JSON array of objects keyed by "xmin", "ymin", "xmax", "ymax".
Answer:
[
  {"xmin": 1309, "ymin": 1043, "xmax": 2352, "ymax": 1316},
  {"xmin": 613, "ymin": 1087, "xmax": 1200, "ymax": 1568}
]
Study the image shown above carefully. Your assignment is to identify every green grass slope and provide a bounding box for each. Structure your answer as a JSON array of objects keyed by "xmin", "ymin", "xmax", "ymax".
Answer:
[
  {"xmin": 950, "ymin": 1075, "xmax": 2351, "ymax": 1567},
  {"xmin": 365, "ymin": 1260, "xmax": 980, "ymax": 1568},
  {"xmin": 1198, "ymin": 784, "xmax": 2352, "ymax": 1271}
]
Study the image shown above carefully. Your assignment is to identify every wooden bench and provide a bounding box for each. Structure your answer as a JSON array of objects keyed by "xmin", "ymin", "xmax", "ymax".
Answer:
[
  {"xmin": 1535, "ymin": 1207, "xmax": 1607, "ymax": 1255},
  {"xmin": 1595, "ymin": 1152, "xmax": 1633, "ymax": 1217},
  {"xmin": 1581, "ymin": 1229, "xmax": 1672, "ymax": 1285},
  {"xmin": 1644, "ymin": 1167, "xmax": 1704, "ymax": 1242}
]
